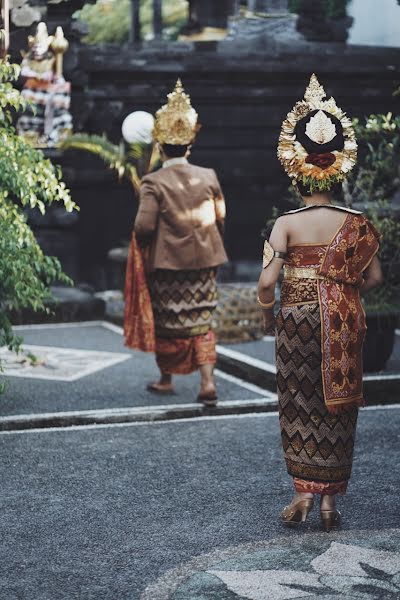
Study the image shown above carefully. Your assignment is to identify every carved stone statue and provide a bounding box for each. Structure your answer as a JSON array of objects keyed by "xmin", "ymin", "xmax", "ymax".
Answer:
[{"xmin": 17, "ymin": 22, "xmax": 73, "ymax": 147}]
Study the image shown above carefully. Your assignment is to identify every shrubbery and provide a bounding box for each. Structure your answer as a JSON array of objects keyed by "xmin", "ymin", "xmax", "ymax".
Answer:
[
  {"xmin": 0, "ymin": 58, "xmax": 77, "ymax": 390},
  {"xmin": 75, "ymin": 0, "xmax": 188, "ymax": 44}
]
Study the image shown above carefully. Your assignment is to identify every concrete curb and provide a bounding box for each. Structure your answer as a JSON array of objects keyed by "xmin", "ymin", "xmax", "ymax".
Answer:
[
  {"xmin": 216, "ymin": 345, "xmax": 400, "ymax": 404},
  {"xmin": 0, "ymin": 398, "xmax": 278, "ymax": 432}
]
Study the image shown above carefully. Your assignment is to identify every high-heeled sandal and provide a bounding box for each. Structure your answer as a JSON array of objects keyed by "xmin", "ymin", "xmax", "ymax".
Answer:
[
  {"xmin": 281, "ymin": 498, "xmax": 314, "ymax": 526},
  {"xmin": 320, "ymin": 509, "xmax": 341, "ymax": 532}
]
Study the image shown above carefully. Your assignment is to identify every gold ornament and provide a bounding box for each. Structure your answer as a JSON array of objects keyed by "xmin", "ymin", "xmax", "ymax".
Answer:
[
  {"xmin": 153, "ymin": 79, "xmax": 200, "ymax": 145},
  {"xmin": 263, "ymin": 240, "xmax": 275, "ymax": 269},
  {"xmin": 277, "ymin": 74, "xmax": 357, "ymax": 191},
  {"xmin": 305, "ymin": 110, "xmax": 337, "ymax": 145},
  {"xmin": 50, "ymin": 27, "xmax": 69, "ymax": 79},
  {"xmin": 304, "ymin": 73, "xmax": 326, "ymax": 105}
]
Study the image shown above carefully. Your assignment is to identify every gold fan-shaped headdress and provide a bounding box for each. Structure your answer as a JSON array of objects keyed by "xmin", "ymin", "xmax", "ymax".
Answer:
[
  {"xmin": 153, "ymin": 79, "xmax": 200, "ymax": 145},
  {"xmin": 277, "ymin": 74, "xmax": 357, "ymax": 192}
]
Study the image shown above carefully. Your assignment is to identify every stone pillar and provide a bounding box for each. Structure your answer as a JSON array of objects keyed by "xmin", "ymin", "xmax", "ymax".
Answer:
[
  {"xmin": 253, "ymin": 0, "xmax": 289, "ymax": 13},
  {"xmin": 247, "ymin": 0, "xmax": 257, "ymax": 13},
  {"xmin": 193, "ymin": 0, "xmax": 237, "ymax": 28},
  {"xmin": 153, "ymin": 0, "xmax": 162, "ymax": 39},
  {"xmin": 1, "ymin": 0, "xmax": 10, "ymax": 56},
  {"xmin": 129, "ymin": 0, "xmax": 141, "ymax": 44}
]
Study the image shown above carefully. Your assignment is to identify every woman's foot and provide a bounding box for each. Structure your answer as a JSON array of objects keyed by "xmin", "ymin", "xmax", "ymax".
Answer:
[
  {"xmin": 320, "ymin": 494, "xmax": 341, "ymax": 532},
  {"xmin": 281, "ymin": 492, "xmax": 314, "ymax": 526},
  {"xmin": 320, "ymin": 494, "xmax": 336, "ymax": 511},
  {"xmin": 147, "ymin": 374, "xmax": 175, "ymax": 395}
]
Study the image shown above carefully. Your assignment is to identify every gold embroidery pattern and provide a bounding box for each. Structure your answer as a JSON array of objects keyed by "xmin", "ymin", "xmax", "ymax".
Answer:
[
  {"xmin": 277, "ymin": 304, "xmax": 359, "ymax": 484},
  {"xmin": 318, "ymin": 214, "xmax": 381, "ymax": 412},
  {"xmin": 281, "ymin": 279, "xmax": 319, "ymax": 306},
  {"xmin": 284, "ymin": 266, "xmax": 320, "ymax": 279}
]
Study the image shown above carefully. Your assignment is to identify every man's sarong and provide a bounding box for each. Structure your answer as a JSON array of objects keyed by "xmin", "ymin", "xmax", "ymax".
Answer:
[
  {"xmin": 124, "ymin": 234, "xmax": 155, "ymax": 353},
  {"xmin": 149, "ymin": 268, "xmax": 218, "ymax": 375}
]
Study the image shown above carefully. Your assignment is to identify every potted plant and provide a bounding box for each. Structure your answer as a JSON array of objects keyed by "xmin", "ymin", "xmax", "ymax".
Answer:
[{"xmin": 344, "ymin": 112, "xmax": 400, "ymax": 371}]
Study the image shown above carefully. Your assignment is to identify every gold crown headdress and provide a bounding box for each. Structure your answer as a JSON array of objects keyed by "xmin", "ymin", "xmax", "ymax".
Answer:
[
  {"xmin": 153, "ymin": 79, "xmax": 200, "ymax": 145},
  {"xmin": 277, "ymin": 74, "xmax": 357, "ymax": 192}
]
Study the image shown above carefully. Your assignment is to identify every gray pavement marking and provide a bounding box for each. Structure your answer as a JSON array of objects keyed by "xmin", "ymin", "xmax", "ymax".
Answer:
[
  {"xmin": 215, "ymin": 368, "xmax": 277, "ymax": 399},
  {"xmin": 0, "ymin": 397, "xmax": 278, "ymax": 432},
  {"xmin": 1, "ymin": 403, "xmax": 399, "ymax": 436},
  {"xmin": 363, "ymin": 373, "xmax": 400, "ymax": 381},
  {"xmin": 12, "ymin": 320, "xmax": 106, "ymax": 331},
  {"xmin": 0, "ymin": 411, "xmax": 279, "ymax": 435},
  {"xmin": 362, "ymin": 403, "xmax": 400, "ymax": 411},
  {"xmin": 220, "ymin": 338, "xmax": 400, "ymax": 383},
  {"xmin": 0, "ymin": 344, "xmax": 131, "ymax": 382},
  {"xmin": 217, "ymin": 344, "xmax": 277, "ymax": 374}
]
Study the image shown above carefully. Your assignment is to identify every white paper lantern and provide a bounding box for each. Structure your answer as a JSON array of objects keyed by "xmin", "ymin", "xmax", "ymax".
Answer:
[{"xmin": 121, "ymin": 111, "xmax": 155, "ymax": 145}]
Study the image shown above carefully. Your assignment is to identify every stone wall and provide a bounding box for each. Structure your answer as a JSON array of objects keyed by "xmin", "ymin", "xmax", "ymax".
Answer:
[{"xmin": 58, "ymin": 40, "xmax": 399, "ymax": 285}]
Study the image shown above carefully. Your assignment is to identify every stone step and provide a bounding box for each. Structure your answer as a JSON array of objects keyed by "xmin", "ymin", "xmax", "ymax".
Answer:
[{"xmin": 10, "ymin": 286, "xmax": 106, "ymax": 325}]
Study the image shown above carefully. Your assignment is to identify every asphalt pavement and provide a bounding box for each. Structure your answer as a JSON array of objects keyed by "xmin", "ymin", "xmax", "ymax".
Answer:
[
  {"xmin": 1, "ymin": 321, "xmax": 399, "ymax": 600},
  {"xmin": 0, "ymin": 323, "xmax": 273, "ymax": 420},
  {"xmin": 0, "ymin": 407, "xmax": 399, "ymax": 600}
]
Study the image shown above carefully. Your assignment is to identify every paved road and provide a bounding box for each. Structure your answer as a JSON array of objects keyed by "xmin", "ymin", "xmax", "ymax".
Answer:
[
  {"xmin": 1, "ymin": 406, "xmax": 399, "ymax": 599},
  {"xmin": 0, "ymin": 323, "xmax": 271, "ymax": 418}
]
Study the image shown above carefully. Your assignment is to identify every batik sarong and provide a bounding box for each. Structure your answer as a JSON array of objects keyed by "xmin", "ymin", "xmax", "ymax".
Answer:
[
  {"xmin": 149, "ymin": 268, "xmax": 218, "ymax": 375},
  {"xmin": 277, "ymin": 304, "xmax": 358, "ymax": 495},
  {"xmin": 277, "ymin": 213, "xmax": 380, "ymax": 494}
]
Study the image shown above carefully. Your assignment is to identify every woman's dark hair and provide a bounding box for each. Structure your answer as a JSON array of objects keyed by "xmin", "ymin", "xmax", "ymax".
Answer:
[
  {"xmin": 294, "ymin": 110, "xmax": 344, "ymax": 154},
  {"xmin": 297, "ymin": 180, "xmax": 343, "ymax": 198},
  {"xmin": 161, "ymin": 144, "xmax": 189, "ymax": 158}
]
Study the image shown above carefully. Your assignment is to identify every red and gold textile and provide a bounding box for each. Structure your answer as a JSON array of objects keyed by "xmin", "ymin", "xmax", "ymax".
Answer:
[
  {"xmin": 124, "ymin": 244, "xmax": 218, "ymax": 374},
  {"xmin": 317, "ymin": 214, "xmax": 380, "ymax": 414},
  {"xmin": 155, "ymin": 330, "xmax": 217, "ymax": 375},
  {"xmin": 281, "ymin": 214, "xmax": 380, "ymax": 415},
  {"xmin": 278, "ymin": 211, "xmax": 380, "ymax": 493},
  {"xmin": 149, "ymin": 267, "xmax": 218, "ymax": 374},
  {"xmin": 294, "ymin": 478, "xmax": 348, "ymax": 496},
  {"xmin": 277, "ymin": 304, "xmax": 358, "ymax": 493},
  {"xmin": 124, "ymin": 234, "xmax": 156, "ymax": 353},
  {"xmin": 149, "ymin": 268, "xmax": 218, "ymax": 339}
]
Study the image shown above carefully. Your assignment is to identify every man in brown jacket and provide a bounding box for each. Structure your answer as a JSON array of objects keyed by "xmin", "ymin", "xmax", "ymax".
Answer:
[{"xmin": 134, "ymin": 80, "xmax": 227, "ymax": 406}]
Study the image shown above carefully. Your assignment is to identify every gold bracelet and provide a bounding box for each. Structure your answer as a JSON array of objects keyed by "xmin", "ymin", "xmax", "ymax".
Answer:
[{"xmin": 257, "ymin": 296, "xmax": 275, "ymax": 309}]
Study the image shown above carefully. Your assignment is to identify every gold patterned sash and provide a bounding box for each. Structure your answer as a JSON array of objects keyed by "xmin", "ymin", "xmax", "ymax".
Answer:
[{"xmin": 283, "ymin": 266, "xmax": 322, "ymax": 280}]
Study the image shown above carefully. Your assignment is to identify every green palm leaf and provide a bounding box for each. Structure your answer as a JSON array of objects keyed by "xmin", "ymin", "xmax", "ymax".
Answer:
[{"xmin": 61, "ymin": 133, "xmax": 126, "ymax": 174}]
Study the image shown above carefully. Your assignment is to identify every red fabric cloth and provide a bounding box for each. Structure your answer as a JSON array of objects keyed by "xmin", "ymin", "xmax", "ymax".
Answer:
[
  {"xmin": 294, "ymin": 477, "xmax": 348, "ymax": 496},
  {"xmin": 317, "ymin": 214, "xmax": 380, "ymax": 414},
  {"xmin": 124, "ymin": 234, "xmax": 156, "ymax": 353},
  {"xmin": 155, "ymin": 330, "xmax": 217, "ymax": 375}
]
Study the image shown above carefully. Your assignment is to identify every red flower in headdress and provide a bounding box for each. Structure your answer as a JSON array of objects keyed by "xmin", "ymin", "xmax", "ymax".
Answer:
[{"xmin": 306, "ymin": 153, "xmax": 336, "ymax": 170}]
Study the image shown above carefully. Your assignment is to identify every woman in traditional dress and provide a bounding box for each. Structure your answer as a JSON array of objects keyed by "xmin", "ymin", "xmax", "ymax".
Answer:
[
  {"xmin": 258, "ymin": 75, "xmax": 383, "ymax": 531},
  {"xmin": 133, "ymin": 80, "xmax": 228, "ymax": 406}
]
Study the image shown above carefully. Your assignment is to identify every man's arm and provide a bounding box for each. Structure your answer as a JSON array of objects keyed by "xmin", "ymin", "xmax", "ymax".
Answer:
[
  {"xmin": 134, "ymin": 179, "xmax": 159, "ymax": 240},
  {"xmin": 212, "ymin": 171, "xmax": 226, "ymax": 233}
]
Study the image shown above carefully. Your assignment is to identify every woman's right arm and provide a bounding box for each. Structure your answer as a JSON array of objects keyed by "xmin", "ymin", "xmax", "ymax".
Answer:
[{"xmin": 360, "ymin": 255, "xmax": 384, "ymax": 295}]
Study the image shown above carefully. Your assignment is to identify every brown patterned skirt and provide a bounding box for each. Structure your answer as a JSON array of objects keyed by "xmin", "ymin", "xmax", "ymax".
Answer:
[
  {"xmin": 149, "ymin": 268, "xmax": 218, "ymax": 338},
  {"xmin": 148, "ymin": 268, "xmax": 218, "ymax": 375},
  {"xmin": 276, "ymin": 303, "xmax": 359, "ymax": 495}
]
